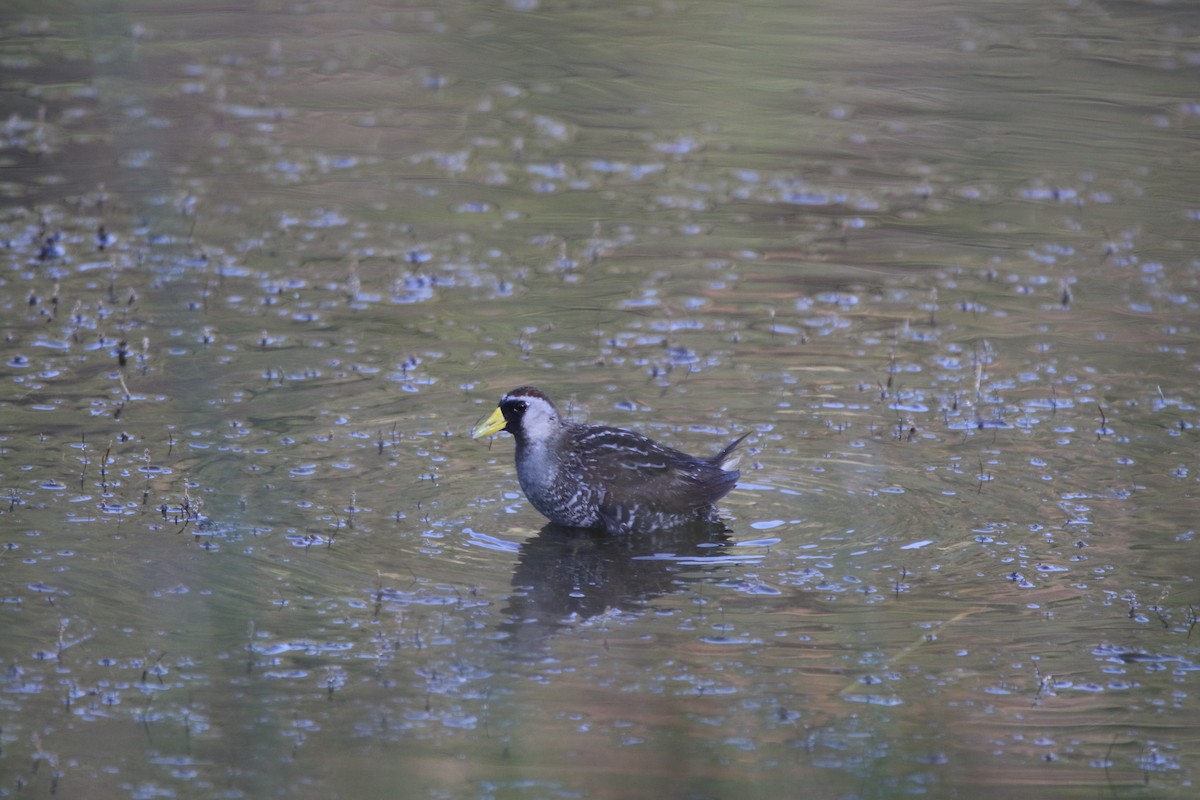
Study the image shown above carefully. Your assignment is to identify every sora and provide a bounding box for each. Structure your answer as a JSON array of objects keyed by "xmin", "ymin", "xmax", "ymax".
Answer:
[{"xmin": 471, "ymin": 386, "xmax": 747, "ymax": 534}]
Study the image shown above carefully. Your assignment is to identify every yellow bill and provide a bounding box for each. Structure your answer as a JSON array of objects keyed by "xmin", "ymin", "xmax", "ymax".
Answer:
[{"xmin": 471, "ymin": 406, "xmax": 507, "ymax": 439}]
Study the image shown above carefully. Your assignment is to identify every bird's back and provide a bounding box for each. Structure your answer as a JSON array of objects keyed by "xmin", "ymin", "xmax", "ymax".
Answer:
[{"xmin": 563, "ymin": 424, "xmax": 741, "ymax": 525}]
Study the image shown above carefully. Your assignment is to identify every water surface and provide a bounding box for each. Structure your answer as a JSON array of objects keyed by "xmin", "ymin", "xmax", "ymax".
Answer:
[{"xmin": 1, "ymin": 1, "xmax": 1197, "ymax": 798}]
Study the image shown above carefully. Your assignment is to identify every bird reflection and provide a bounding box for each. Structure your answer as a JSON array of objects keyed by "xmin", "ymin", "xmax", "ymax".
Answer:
[{"xmin": 499, "ymin": 520, "xmax": 735, "ymax": 647}]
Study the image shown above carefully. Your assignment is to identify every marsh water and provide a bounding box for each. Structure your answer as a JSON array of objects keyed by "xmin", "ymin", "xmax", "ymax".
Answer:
[{"xmin": 1, "ymin": 1, "xmax": 1197, "ymax": 798}]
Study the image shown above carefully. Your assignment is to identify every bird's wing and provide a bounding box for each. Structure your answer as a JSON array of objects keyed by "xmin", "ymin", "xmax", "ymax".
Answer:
[{"xmin": 567, "ymin": 426, "xmax": 738, "ymax": 510}]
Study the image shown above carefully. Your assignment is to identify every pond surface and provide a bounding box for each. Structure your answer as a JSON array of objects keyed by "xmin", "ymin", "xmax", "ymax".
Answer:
[{"xmin": 1, "ymin": 1, "xmax": 1197, "ymax": 798}]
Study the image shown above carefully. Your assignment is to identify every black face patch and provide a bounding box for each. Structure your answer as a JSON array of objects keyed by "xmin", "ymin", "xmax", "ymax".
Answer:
[{"xmin": 500, "ymin": 398, "xmax": 528, "ymax": 431}]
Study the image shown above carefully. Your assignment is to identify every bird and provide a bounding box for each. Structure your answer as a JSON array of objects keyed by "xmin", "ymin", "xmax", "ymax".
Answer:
[{"xmin": 471, "ymin": 386, "xmax": 748, "ymax": 534}]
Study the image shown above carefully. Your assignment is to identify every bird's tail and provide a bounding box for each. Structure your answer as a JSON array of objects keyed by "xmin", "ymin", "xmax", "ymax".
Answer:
[{"xmin": 711, "ymin": 431, "xmax": 751, "ymax": 471}]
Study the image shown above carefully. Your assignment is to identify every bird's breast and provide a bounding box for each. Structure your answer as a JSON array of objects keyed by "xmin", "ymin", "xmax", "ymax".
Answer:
[{"xmin": 515, "ymin": 438, "xmax": 557, "ymax": 492}]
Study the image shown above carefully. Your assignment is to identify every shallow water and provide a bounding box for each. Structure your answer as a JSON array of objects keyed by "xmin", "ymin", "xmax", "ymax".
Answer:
[{"xmin": 1, "ymin": 1, "xmax": 1197, "ymax": 798}]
